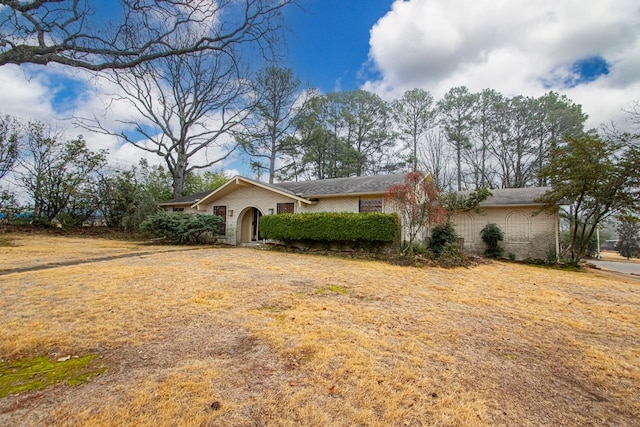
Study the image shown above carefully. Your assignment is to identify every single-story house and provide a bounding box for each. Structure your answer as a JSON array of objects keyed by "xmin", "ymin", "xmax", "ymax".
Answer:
[{"xmin": 159, "ymin": 174, "xmax": 559, "ymax": 260}]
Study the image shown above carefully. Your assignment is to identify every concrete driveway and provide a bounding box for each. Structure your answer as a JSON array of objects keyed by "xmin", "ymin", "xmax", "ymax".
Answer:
[{"xmin": 590, "ymin": 260, "xmax": 640, "ymax": 276}]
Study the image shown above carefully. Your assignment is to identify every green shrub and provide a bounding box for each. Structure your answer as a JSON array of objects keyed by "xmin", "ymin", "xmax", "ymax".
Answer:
[
  {"xmin": 429, "ymin": 221, "xmax": 458, "ymax": 258},
  {"xmin": 400, "ymin": 240, "xmax": 430, "ymax": 256},
  {"xmin": 139, "ymin": 212, "xmax": 223, "ymax": 244},
  {"xmin": 480, "ymin": 223, "xmax": 504, "ymax": 258},
  {"xmin": 545, "ymin": 246, "xmax": 558, "ymax": 264},
  {"xmin": 438, "ymin": 243, "xmax": 465, "ymax": 267},
  {"xmin": 259, "ymin": 212, "xmax": 399, "ymax": 245}
]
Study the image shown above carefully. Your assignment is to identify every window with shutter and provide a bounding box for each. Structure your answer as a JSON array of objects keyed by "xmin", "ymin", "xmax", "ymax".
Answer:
[
  {"xmin": 277, "ymin": 203, "xmax": 295, "ymax": 214},
  {"xmin": 359, "ymin": 198, "xmax": 382, "ymax": 213},
  {"xmin": 213, "ymin": 206, "xmax": 227, "ymax": 235}
]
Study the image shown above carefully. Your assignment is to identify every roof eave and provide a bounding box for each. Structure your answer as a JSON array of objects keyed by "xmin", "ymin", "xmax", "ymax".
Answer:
[
  {"xmin": 299, "ymin": 191, "xmax": 387, "ymax": 199},
  {"xmin": 158, "ymin": 200, "xmax": 198, "ymax": 206},
  {"xmin": 192, "ymin": 176, "xmax": 313, "ymax": 208},
  {"xmin": 480, "ymin": 202, "xmax": 557, "ymax": 208}
]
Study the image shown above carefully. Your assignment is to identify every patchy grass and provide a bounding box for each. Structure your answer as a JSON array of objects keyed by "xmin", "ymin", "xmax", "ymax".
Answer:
[
  {"xmin": 0, "ymin": 235, "xmax": 15, "ymax": 247},
  {"xmin": 0, "ymin": 354, "xmax": 106, "ymax": 398},
  {"xmin": 0, "ymin": 234, "xmax": 639, "ymax": 426},
  {"xmin": 316, "ymin": 284, "xmax": 348, "ymax": 295}
]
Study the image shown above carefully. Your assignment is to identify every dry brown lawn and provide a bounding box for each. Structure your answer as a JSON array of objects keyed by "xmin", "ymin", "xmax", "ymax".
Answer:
[
  {"xmin": 599, "ymin": 250, "xmax": 640, "ymax": 263},
  {"xmin": 0, "ymin": 233, "xmax": 639, "ymax": 426}
]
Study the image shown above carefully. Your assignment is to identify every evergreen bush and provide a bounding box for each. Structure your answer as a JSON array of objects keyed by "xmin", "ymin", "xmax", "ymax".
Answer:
[
  {"xmin": 480, "ymin": 223, "xmax": 504, "ymax": 258},
  {"xmin": 428, "ymin": 222, "xmax": 458, "ymax": 258},
  {"xmin": 139, "ymin": 212, "xmax": 223, "ymax": 244}
]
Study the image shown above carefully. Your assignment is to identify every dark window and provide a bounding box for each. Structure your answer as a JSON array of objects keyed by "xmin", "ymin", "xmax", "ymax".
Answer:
[
  {"xmin": 277, "ymin": 202, "xmax": 295, "ymax": 214},
  {"xmin": 359, "ymin": 198, "xmax": 382, "ymax": 213},
  {"xmin": 172, "ymin": 207, "xmax": 184, "ymax": 212},
  {"xmin": 213, "ymin": 205, "xmax": 227, "ymax": 235}
]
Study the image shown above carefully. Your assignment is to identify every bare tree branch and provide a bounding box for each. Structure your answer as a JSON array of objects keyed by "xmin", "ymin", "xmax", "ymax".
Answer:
[
  {"xmin": 0, "ymin": 0, "xmax": 297, "ymax": 70},
  {"xmin": 76, "ymin": 47, "xmax": 252, "ymax": 198}
]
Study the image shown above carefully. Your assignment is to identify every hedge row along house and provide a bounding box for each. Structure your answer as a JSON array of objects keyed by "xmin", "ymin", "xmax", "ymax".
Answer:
[{"xmin": 159, "ymin": 174, "xmax": 560, "ymax": 260}]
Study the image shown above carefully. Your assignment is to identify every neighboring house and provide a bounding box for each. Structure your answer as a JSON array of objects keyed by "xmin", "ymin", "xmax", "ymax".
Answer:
[{"xmin": 159, "ymin": 174, "xmax": 559, "ymax": 260}]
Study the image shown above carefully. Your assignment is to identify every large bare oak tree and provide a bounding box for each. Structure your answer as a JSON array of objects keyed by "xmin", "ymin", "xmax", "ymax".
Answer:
[{"xmin": 78, "ymin": 48, "xmax": 251, "ymax": 198}]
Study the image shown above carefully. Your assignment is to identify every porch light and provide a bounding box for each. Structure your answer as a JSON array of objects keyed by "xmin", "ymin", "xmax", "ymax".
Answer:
[
  {"xmin": 268, "ymin": 208, "xmax": 274, "ymax": 215},
  {"xmin": 228, "ymin": 210, "xmax": 233, "ymax": 217}
]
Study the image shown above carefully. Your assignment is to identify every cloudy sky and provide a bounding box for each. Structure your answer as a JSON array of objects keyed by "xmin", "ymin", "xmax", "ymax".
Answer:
[{"xmin": 1, "ymin": 0, "xmax": 639, "ymax": 177}]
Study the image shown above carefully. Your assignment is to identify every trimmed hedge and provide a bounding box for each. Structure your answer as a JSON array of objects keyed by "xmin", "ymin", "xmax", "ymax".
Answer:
[{"xmin": 260, "ymin": 212, "xmax": 399, "ymax": 244}]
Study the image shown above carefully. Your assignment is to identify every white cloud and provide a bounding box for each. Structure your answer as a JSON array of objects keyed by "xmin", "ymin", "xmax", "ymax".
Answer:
[
  {"xmin": 364, "ymin": 0, "xmax": 640, "ymax": 128},
  {"xmin": 223, "ymin": 168, "xmax": 240, "ymax": 178},
  {"xmin": 0, "ymin": 65, "xmax": 56, "ymax": 119}
]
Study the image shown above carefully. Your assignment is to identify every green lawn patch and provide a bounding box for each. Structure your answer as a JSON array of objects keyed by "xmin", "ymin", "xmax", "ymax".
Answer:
[
  {"xmin": 316, "ymin": 284, "xmax": 348, "ymax": 295},
  {"xmin": 0, "ymin": 235, "xmax": 15, "ymax": 247},
  {"xmin": 0, "ymin": 354, "xmax": 106, "ymax": 398}
]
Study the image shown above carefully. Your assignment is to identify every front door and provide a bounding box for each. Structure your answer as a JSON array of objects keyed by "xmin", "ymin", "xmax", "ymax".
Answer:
[{"xmin": 252, "ymin": 207, "xmax": 262, "ymax": 241}]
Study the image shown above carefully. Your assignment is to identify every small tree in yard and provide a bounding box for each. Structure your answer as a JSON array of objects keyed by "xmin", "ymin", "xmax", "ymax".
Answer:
[
  {"xmin": 481, "ymin": 223, "xmax": 504, "ymax": 258},
  {"xmin": 616, "ymin": 215, "xmax": 640, "ymax": 260},
  {"xmin": 384, "ymin": 172, "xmax": 447, "ymax": 255},
  {"xmin": 538, "ymin": 133, "xmax": 640, "ymax": 264},
  {"xmin": 440, "ymin": 187, "xmax": 492, "ymax": 217},
  {"xmin": 17, "ymin": 122, "xmax": 107, "ymax": 225}
]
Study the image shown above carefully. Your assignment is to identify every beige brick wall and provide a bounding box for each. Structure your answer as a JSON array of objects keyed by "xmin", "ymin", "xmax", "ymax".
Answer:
[
  {"xmin": 299, "ymin": 196, "xmax": 358, "ymax": 213},
  {"xmin": 198, "ymin": 191, "xmax": 392, "ymax": 245},
  {"xmin": 451, "ymin": 206, "xmax": 558, "ymax": 260},
  {"xmin": 198, "ymin": 186, "xmax": 308, "ymax": 245},
  {"xmin": 300, "ymin": 196, "xmax": 394, "ymax": 213}
]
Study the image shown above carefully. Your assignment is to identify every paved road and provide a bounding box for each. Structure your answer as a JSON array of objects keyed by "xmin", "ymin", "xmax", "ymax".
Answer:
[{"xmin": 590, "ymin": 260, "xmax": 640, "ymax": 276}]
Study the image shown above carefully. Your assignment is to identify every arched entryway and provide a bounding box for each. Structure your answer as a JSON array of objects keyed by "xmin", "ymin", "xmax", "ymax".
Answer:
[{"xmin": 237, "ymin": 207, "xmax": 263, "ymax": 244}]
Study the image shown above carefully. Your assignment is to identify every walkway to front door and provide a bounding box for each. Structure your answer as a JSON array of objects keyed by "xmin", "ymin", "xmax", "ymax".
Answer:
[{"xmin": 239, "ymin": 207, "xmax": 263, "ymax": 243}]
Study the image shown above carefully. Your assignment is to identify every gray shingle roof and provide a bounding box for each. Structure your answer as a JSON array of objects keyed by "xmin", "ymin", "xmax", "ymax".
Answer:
[
  {"xmin": 463, "ymin": 187, "xmax": 552, "ymax": 206},
  {"xmin": 157, "ymin": 190, "xmax": 211, "ymax": 206},
  {"xmin": 273, "ymin": 173, "xmax": 407, "ymax": 198},
  {"xmin": 158, "ymin": 175, "xmax": 553, "ymax": 207}
]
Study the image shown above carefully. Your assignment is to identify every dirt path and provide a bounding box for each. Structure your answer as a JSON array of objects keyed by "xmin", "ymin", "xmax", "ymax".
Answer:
[{"xmin": 0, "ymin": 247, "xmax": 208, "ymax": 276}]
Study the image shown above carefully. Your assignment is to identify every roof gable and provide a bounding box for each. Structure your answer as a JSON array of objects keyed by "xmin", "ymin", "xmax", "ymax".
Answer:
[{"xmin": 191, "ymin": 176, "xmax": 312, "ymax": 208}]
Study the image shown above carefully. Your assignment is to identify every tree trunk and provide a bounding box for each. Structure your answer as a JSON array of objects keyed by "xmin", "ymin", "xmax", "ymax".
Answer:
[
  {"xmin": 456, "ymin": 142, "xmax": 462, "ymax": 191},
  {"xmin": 172, "ymin": 151, "xmax": 188, "ymax": 198}
]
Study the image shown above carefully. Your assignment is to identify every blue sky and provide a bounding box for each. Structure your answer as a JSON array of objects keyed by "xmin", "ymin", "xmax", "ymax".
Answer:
[
  {"xmin": 283, "ymin": 0, "xmax": 392, "ymax": 92},
  {"xmin": 0, "ymin": 0, "xmax": 639, "ymax": 178}
]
